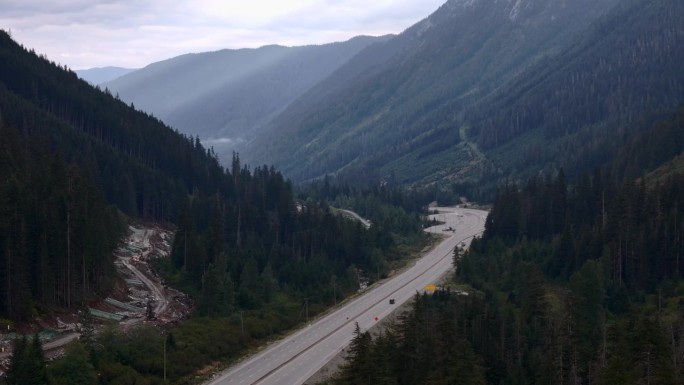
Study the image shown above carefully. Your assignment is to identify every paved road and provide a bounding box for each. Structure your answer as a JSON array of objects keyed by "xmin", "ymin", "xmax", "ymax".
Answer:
[{"xmin": 206, "ymin": 207, "xmax": 488, "ymax": 385}]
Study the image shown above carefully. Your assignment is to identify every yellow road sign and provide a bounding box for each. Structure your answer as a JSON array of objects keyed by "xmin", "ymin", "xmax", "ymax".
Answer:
[{"xmin": 425, "ymin": 285, "xmax": 437, "ymax": 292}]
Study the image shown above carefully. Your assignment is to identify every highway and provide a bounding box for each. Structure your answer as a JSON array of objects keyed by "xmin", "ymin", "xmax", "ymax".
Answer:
[{"xmin": 205, "ymin": 207, "xmax": 488, "ymax": 385}]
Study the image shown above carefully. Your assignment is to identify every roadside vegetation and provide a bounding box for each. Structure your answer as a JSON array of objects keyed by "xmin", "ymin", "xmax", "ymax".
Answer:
[
  {"xmin": 2, "ymin": 169, "xmax": 434, "ymax": 385},
  {"xmin": 0, "ymin": 31, "xmax": 438, "ymax": 385},
  {"xmin": 331, "ymin": 163, "xmax": 684, "ymax": 384}
]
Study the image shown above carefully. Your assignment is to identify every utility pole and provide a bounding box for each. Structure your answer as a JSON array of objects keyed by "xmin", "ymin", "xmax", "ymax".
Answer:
[
  {"xmin": 240, "ymin": 311, "xmax": 244, "ymax": 334},
  {"xmin": 332, "ymin": 277, "xmax": 337, "ymax": 306},
  {"xmin": 163, "ymin": 336, "xmax": 167, "ymax": 381},
  {"xmin": 305, "ymin": 298, "xmax": 309, "ymax": 323}
]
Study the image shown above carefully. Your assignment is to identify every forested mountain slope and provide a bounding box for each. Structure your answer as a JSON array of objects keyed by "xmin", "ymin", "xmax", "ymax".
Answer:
[
  {"xmin": 75, "ymin": 66, "xmax": 136, "ymax": 85},
  {"xmin": 0, "ymin": 30, "xmax": 423, "ymax": 330},
  {"xmin": 103, "ymin": 36, "xmax": 386, "ymax": 160},
  {"xmin": 0, "ymin": 29, "xmax": 235, "ymax": 319},
  {"xmin": 609, "ymin": 103, "xmax": 684, "ymax": 183},
  {"xmin": 0, "ymin": 121, "xmax": 125, "ymax": 321},
  {"xmin": 332, "ymin": 105, "xmax": 684, "ymax": 385},
  {"xmin": 244, "ymin": 0, "xmax": 620, "ymax": 184},
  {"xmin": 466, "ymin": 0, "xmax": 684, "ymax": 183},
  {"xmin": 0, "ymin": 32, "xmax": 226, "ymax": 222}
]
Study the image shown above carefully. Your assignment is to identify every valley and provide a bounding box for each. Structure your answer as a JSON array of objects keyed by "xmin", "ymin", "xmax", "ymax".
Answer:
[
  {"xmin": 1, "ymin": 0, "xmax": 683, "ymax": 384},
  {"xmin": 206, "ymin": 207, "xmax": 487, "ymax": 385}
]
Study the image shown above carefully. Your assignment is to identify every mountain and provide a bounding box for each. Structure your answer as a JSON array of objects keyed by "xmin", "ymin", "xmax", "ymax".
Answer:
[
  {"xmin": 244, "ymin": 0, "xmax": 622, "ymax": 184},
  {"xmin": 609, "ymin": 103, "xmax": 684, "ymax": 184},
  {"xmin": 75, "ymin": 66, "xmax": 137, "ymax": 84},
  {"xmin": 92, "ymin": 0, "xmax": 682, "ymax": 197},
  {"xmin": 0, "ymin": 29, "xmax": 230, "ymax": 319},
  {"xmin": 465, "ymin": 0, "xmax": 684, "ymax": 185},
  {"xmin": 103, "ymin": 36, "xmax": 388, "ymax": 160}
]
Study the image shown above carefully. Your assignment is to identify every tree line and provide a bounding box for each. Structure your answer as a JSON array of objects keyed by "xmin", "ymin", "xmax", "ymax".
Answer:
[
  {"xmin": 0, "ymin": 30, "xmax": 227, "ymax": 223},
  {"xmin": 0, "ymin": 29, "xmax": 231, "ymax": 321},
  {"xmin": 457, "ymin": 165, "xmax": 684, "ymax": 384},
  {"xmin": 332, "ymin": 291, "xmax": 487, "ymax": 385},
  {"xmin": 329, "ymin": 102, "xmax": 684, "ymax": 384},
  {"xmin": 331, "ymin": 165, "xmax": 684, "ymax": 384},
  {"xmin": 0, "ymin": 153, "xmax": 431, "ymax": 383},
  {"xmin": 0, "ymin": 123, "xmax": 125, "ymax": 320},
  {"xmin": 0, "ymin": 28, "xmax": 437, "ymax": 383},
  {"xmin": 165, "ymin": 154, "xmax": 429, "ymax": 318},
  {"xmin": 469, "ymin": 0, "xmax": 684, "ymax": 151}
]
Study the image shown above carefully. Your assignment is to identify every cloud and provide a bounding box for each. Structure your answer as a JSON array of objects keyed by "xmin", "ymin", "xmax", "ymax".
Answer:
[{"xmin": 1, "ymin": 0, "xmax": 445, "ymax": 69}]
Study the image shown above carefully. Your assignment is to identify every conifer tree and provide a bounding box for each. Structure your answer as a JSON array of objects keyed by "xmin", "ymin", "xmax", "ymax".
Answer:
[
  {"xmin": 5, "ymin": 334, "xmax": 48, "ymax": 385},
  {"xmin": 336, "ymin": 323, "xmax": 372, "ymax": 385},
  {"xmin": 28, "ymin": 334, "xmax": 49, "ymax": 385},
  {"xmin": 5, "ymin": 335, "xmax": 28, "ymax": 385}
]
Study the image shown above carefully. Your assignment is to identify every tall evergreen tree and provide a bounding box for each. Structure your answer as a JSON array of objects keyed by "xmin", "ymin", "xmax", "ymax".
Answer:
[
  {"xmin": 336, "ymin": 323, "xmax": 372, "ymax": 385},
  {"xmin": 5, "ymin": 335, "xmax": 48, "ymax": 385}
]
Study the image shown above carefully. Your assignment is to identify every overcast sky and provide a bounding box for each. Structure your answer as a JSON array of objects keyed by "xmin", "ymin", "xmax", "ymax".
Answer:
[{"xmin": 1, "ymin": 0, "xmax": 446, "ymax": 70}]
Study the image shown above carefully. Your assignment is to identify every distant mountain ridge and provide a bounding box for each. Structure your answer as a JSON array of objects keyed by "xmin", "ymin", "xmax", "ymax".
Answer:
[
  {"xmin": 104, "ymin": 36, "xmax": 389, "ymax": 159},
  {"xmin": 464, "ymin": 0, "xmax": 684, "ymax": 183},
  {"xmin": 243, "ymin": 0, "xmax": 622, "ymax": 184},
  {"xmin": 101, "ymin": 0, "xmax": 683, "ymax": 195},
  {"xmin": 75, "ymin": 66, "xmax": 137, "ymax": 84}
]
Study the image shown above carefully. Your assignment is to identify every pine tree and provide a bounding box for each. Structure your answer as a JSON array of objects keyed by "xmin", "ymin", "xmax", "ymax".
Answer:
[
  {"xmin": 199, "ymin": 252, "xmax": 234, "ymax": 316},
  {"xmin": 5, "ymin": 334, "xmax": 48, "ymax": 385},
  {"xmin": 569, "ymin": 260, "xmax": 604, "ymax": 378},
  {"xmin": 77, "ymin": 307, "xmax": 97, "ymax": 351},
  {"xmin": 5, "ymin": 335, "xmax": 28, "ymax": 385},
  {"xmin": 336, "ymin": 323, "xmax": 372, "ymax": 385},
  {"xmin": 28, "ymin": 334, "xmax": 49, "ymax": 385},
  {"xmin": 368, "ymin": 331, "xmax": 398, "ymax": 385}
]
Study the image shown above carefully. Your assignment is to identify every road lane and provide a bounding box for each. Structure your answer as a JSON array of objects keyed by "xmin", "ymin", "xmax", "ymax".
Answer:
[{"xmin": 206, "ymin": 207, "xmax": 487, "ymax": 385}]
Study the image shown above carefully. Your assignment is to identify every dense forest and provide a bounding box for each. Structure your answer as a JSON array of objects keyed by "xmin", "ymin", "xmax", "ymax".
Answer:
[
  {"xmin": 334, "ymin": 171, "xmax": 684, "ymax": 384},
  {"xmin": 331, "ymin": 292, "xmax": 487, "ymax": 385},
  {"xmin": 0, "ymin": 34, "xmax": 226, "ymax": 223},
  {"xmin": 469, "ymin": 0, "xmax": 684, "ymax": 150},
  {"xmin": 459, "ymin": 170, "xmax": 684, "ymax": 384},
  {"xmin": 332, "ymin": 105, "xmax": 684, "ymax": 384},
  {"xmin": 466, "ymin": 0, "xmax": 684, "ymax": 186},
  {"xmin": 0, "ymin": 28, "xmax": 437, "ymax": 384},
  {"xmin": 248, "ymin": 0, "xmax": 621, "ymax": 186},
  {"xmin": 162, "ymin": 154, "xmax": 429, "ymax": 318},
  {"xmin": 0, "ymin": 122, "xmax": 124, "ymax": 320},
  {"xmin": 0, "ymin": 153, "xmax": 431, "ymax": 383},
  {"xmin": 0, "ymin": 28, "xmax": 424, "ymax": 320},
  {"xmin": 2, "ymin": 0, "xmax": 683, "ymax": 381},
  {"xmin": 0, "ymin": 28, "xmax": 229, "ymax": 321}
]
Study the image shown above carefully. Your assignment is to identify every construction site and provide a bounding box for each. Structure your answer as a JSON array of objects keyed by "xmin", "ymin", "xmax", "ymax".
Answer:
[{"xmin": 0, "ymin": 223, "xmax": 191, "ymax": 374}]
